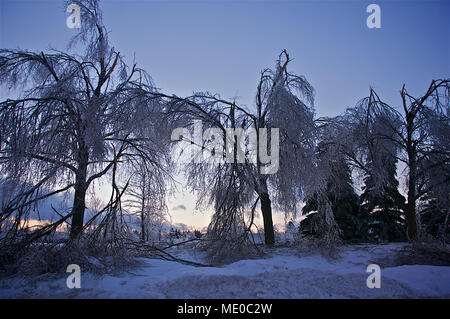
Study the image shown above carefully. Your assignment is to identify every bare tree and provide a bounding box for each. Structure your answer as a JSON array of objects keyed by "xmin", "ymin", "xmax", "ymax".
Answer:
[
  {"xmin": 0, "ymin": 0, "xmax": 171, "ymax": 246},
  {"xmin": 344, "ymin": 80, "xmax": 450, "ymax": 241},
  {"xmin": 124, "ymin": 159, "xmax": 170, "ymax": 242},
  {"xmin": 249, "ymin": 50, "xmax": 316, "ymax": 245},
  {"xmin": 168, "ymin": 50, "xmax": 317, "ymax": 246}
]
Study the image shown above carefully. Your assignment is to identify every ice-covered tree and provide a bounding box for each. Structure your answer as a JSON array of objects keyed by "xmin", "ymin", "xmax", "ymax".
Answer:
[
  {"xmin": 168, "ymin": 50, "xmax": 317, "ymax": 247},
  {"xmin": 301, "ymin": 142, "xmax": 363, "ymax": 241},
  {"xmin": 359, "ymin": 152, "xmax": 407, "ymax": 242},
  {"xmin": 251, "ymin": 50, "xmax": 316, "ymax": 245},
  {"xmin": 0, "ymin": 0, "xmax": 172, "ymax": 245},
  {"xmin": 345, "ymin": 80, "xmax": 449, "ymax": 241},
  {"xmin": 417, "ymin": 148, "xmax": 449, "ymax": 238},
  {"xmin": 123, "ymin": 159, "xmax": 170, "ymax": 242}
]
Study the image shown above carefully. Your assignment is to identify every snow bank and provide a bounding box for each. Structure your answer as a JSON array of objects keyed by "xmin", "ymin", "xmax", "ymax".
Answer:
[{"xmin": 0, "ymin": 243, "xmax": 449, "ymax": 298}]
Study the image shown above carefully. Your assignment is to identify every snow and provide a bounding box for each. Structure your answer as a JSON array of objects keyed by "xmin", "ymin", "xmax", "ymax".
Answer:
[
  {"xmin": 382, "ymin": 266, "xmax": 450, "ymax": 297},
  {"xmin": 0, "ymin": 243, "xmax": 449, "ymax": 298}
]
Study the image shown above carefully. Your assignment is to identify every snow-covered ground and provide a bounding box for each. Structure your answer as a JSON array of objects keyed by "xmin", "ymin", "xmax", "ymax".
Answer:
[{"xmin": 0, "ymin": 243, "xmax": 449, "ymax": 298}]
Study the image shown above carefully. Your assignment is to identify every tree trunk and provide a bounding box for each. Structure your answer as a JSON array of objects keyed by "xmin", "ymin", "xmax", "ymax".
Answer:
[
  {"xmin": 405, "ymin": 114, "xmax": 419, "ymax": 242},
  {"xmin": 260, "ymin": 192, "xmax": 275, "ymax": 245},
  {"xmin": 406, "ymin": 169, "xmax": 418, "ymax": 241},
  {"xmin": 141, "ymin": 205, "xmax": 146, "ymax": 242},
  {"xmin": 70, "ymin": 151, "xmax": 88, "ymax": 240},
  {"xmin": 70, "ymin": 175, "xmax": 87, "ymax": 239},
  {"xmin": 140, "ymin": 174, "xmax": 147, "ymax": 241}
]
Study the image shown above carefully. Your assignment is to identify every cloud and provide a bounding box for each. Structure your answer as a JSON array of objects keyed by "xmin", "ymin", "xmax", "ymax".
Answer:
[{"xmin": 172, "ymin": 204, "xmax": 187, "ymax": 211}]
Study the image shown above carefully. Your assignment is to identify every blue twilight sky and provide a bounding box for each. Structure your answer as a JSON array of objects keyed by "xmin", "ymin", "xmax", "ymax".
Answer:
[{"xmin": 0, "ymin": 0, "xmax": 449, "ymax": 228}]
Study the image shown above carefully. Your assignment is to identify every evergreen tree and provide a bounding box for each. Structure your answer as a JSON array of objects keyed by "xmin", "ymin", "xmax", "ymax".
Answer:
[
  {"xmin": 359, "ymin": 154, "xmax": 407, "ymax": 242},
  {"xmin": 301, "ymin": 145, "xmax": 367, "ymax": 241}
]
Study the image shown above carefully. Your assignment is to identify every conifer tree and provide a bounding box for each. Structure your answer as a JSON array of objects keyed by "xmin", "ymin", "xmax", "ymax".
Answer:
[
  {"xmin": 301, "ymin": 143, "xmax": 365, "ymax": 241},
  {"xmin": 360, "ymin": 153, "xmax": 407, "ymax": 242}
]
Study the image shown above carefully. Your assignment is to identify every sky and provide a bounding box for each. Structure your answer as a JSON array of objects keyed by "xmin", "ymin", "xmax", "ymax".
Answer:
[{"xmin": 0, "ymin": 0, "xmax": 449, "ymax": 229}]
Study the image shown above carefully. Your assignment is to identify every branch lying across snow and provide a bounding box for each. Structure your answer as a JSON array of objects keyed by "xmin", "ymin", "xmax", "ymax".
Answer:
[
  {"xmin": 123, "ymin": 239, "xmax": 214, "ymax": 268},
  {"xmin": 162, "ymin": 237, "xmax": 202, "ymax": 250}
]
